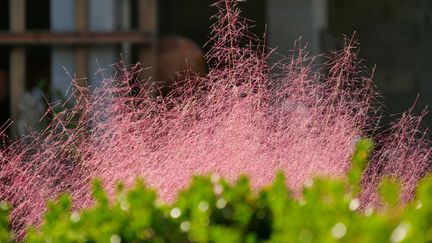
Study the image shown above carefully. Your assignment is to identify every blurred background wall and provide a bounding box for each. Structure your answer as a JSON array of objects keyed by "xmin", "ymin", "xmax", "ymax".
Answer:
[
  {"xmin": 0, "ymin": 0, "xmax": 431, "ymax": 135},
  {"xmin": 328, "ymin": 0, "xmax": 432, "ymax": 124}
]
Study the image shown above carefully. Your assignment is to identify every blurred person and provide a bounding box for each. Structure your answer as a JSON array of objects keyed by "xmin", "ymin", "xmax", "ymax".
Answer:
[{"xmin": 156, "ymin": 36, "xmax": 207, "ymax": 96}]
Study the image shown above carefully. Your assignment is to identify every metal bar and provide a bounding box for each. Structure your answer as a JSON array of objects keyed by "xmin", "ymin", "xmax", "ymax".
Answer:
[
  {"xmin": 138, "ymin": 0, "xmax": 157, "ymax": 89},
  {"xmin": 10, "ymin": 0, "xmax": 25, "ymax": 32},
  {"xmin": 75, "ymin": 0, "xmax": 88, "ymax": 31},
  {"xmin": 138, "ymin": 0, "xmax": 157, "ymax": 32},
  {"xmin": 121, "ymin": 0, "xmax": 132, "ymax": 64},
  {"xmin": 75, "ymin": 0, "xmax": 89, "ymax": 86},
  {"xmin": 0, "ymin": 32, "xmax": 153, "ymax": 45},
  {"xmin": 9, "ymin": 0, "xmax": 26, "ymax": 138}
]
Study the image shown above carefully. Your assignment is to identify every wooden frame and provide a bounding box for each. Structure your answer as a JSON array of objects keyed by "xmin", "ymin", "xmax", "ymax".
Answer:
[
  {"xmin": 9, "ymin": 0, "xmax": 26, "ymax": 138},
  {"xmin": 138, "ymin": 0, "xmax": 158, "ymax": 82},
  {"xmin": 0, "ymin": 32, "xmax": 154, "ymax": 45},
  {"xmin": 1, "ymin": 0, "xmax": 158, "ymax": 137}
]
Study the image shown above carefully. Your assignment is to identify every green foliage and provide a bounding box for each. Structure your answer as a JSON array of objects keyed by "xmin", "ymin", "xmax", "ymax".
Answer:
[
  {"xmin": 0, "ymin": 201, "xmax": 12, "ymax": 242},
  {"xmin": 1, "ymin": 139, "xmax": 432, "ymax": 242},
  {"xmin": 379, "ymin": 177, "xmax": 401, "ymax": 208},
  {"xmin": 348, "ymin": 138, "xmax": 373, "ymax": 194}
]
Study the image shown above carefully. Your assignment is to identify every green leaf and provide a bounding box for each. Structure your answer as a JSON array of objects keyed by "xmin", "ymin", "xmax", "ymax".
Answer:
[
  {"xmin": 379, "ymin": 177, "xmax": 401, "ymax": 207},
  {"xmin": 349, "ymin": 138, "xmax": 373, "ymax": 194}
]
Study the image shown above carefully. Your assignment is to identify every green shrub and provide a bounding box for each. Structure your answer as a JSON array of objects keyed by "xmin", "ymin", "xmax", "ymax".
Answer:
[
  {"xmin": 0, "ymin": 201, "xmax": 11, "ymax": 242},
  {"xmin": 1, "ymin": 139, "xmax": 432, "ymax": 242}
]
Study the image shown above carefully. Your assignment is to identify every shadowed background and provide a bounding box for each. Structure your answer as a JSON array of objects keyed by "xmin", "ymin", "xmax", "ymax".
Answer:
[{"xmin": 0, "ymin": 0, "xmax": 431, "ymax": 135}]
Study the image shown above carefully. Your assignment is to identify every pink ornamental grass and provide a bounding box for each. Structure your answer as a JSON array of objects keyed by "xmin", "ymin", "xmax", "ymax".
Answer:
[{"xmin": 0, "ymin": 0, "xmax": 431, "ymax": 238}]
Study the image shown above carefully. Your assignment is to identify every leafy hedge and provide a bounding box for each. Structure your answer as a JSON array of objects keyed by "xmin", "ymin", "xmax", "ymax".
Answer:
[{"xmin": 1, "ymin": 139, "xmax": 432, "ymax": 242}]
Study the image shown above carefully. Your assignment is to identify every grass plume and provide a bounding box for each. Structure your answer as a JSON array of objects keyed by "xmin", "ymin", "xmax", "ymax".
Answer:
[{"xmin": 0, "ymin": 0, "xmax": 430, "ymax": 238}]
